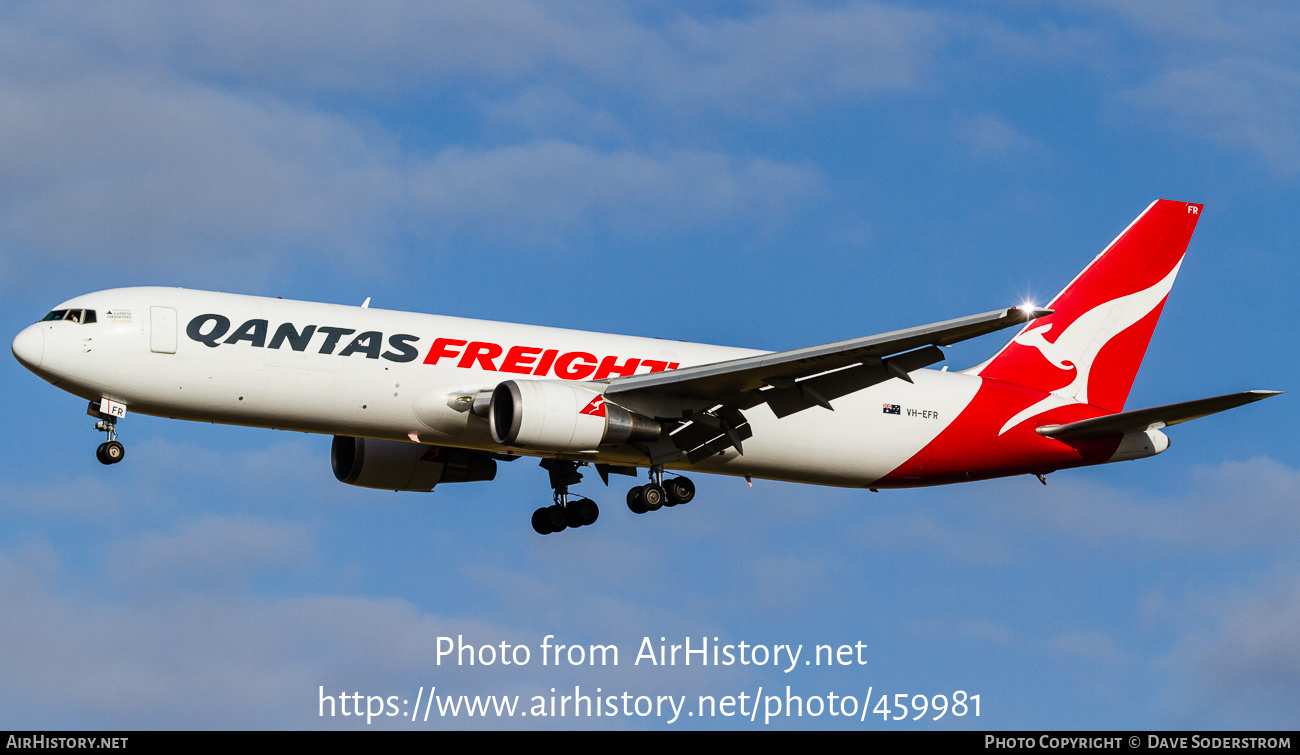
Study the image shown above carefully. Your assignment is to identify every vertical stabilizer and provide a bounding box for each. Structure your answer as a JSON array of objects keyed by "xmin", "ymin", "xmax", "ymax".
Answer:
[{"xmin": 973, "ymin": 200, "xmax": 1203, "ymax": 413}]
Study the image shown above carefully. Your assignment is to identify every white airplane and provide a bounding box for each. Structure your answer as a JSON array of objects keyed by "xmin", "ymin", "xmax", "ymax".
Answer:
[{"xmin": 11, "ymin": 200, "xmax": 1280, "ymax": 534}]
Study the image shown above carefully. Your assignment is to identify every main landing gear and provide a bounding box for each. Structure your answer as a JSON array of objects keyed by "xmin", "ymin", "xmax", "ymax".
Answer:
[
  {"xmin": 532, "ymin": 459, "xmax": 599, "ymax": 535},
  {"xmin": 93, "ymin": 414, "xmax": 125, "ymax": 466},
  {"xmin": 528, "ymin": 460, "xmax": 697, "ymax": 534},
  {"xmin": 625, "ymin": 465, "xmax": 694, "ymax": 514}
]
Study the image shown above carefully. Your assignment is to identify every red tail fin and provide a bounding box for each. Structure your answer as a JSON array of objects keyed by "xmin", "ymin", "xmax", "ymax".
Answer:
[{"xmin": 973, "ymin": 200, "xmax": 1203, "ymax": 412}]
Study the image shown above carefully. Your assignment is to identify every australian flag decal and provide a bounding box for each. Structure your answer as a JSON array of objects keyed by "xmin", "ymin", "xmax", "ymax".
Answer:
[{"xmin": 883, "ymin": 404, "xmax": 901, "ymax": 415}]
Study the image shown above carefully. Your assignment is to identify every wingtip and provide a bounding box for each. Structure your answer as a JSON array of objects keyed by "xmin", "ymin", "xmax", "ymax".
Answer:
[{"xmin": 1011, "ymin": 305, "xmax": 1054, "ymax": 320}]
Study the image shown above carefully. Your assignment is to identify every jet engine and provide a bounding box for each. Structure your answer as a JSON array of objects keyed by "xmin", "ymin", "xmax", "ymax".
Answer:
[
  {"xmin": 488, "ymin": 380, "xmax": 660, "ymax": 452},
  {"xmin": 331, "ymin": 436, "xmax": 496, "ymax": 492},
  {"xmin": 1108, "ymin": 428, "xmax": 1171, "ymax": 462}
]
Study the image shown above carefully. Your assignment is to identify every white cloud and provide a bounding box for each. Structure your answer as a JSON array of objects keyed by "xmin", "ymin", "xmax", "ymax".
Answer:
[
  {"xmin": 4, "ymin": 2, "xmax": 947, "ymax": 110},
  {"xmin": 0, "ymin": 67, "xmax": 400, "ymax": 278},
  {"xmin": 644, "ymin": 3, "xmax": 943, "ymax": 112},
  {"xmin": 963, "ymin": 13, "xmax": 1111, "ymax": 69},
  {"xmin": 3, "ymin": 0, "xmax": 597, "ymax": 90},
  {"xmin": 745, "ymin": 553, "xmax": 828, "ymax": 611},
  {"xmin": 1079, "ymin": 0, "xmax": 1300, "ymax": 54},
  {"xmin": 981, "ymin": 457, "xmax": 1300, "ymax": 552},
  {"xmin": 0, "ymin": 476, "xmax": 124, "ymax": 517},
  {"xmin": 1046, "ymin": 630, "xmax": 1129, "ymax": 664},
  {"xmin": 852, "ymin": 509, "xmax": 1011, "ymax": 564},
  {"xmin": 408, "ymin": 141, "xmax": 823, "ymax": 247},
  {"xmin": 954, "ymin": 618, "xmax": 1017, "ymax": 647},
  {"xmin": 953, "ymin": 114, "xmax": 1045, "ymax": 161},
  {"xmin": 1157, "ymin": 572, "xmax": 1300, "ymax": 727},
  {"xmin": 482, "ymin": 87, "xmax": 634, "ymax": 145},
  {"xmin": 0, "ymin": 61, "xmax": 823, "ymax": 282},
  {"xmin": 1124, "ymin": 59, "xmax": 1300, "ymax": 174},
  {"xmin": 108, "ymin": 515, "xmax": 314, "ymax": 593},
  {"xmin": 0, "ymin": 516, "xmax": 589, "ymax": 728}
]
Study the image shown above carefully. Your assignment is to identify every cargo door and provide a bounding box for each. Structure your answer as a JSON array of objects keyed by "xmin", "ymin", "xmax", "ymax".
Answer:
[{"xmin": 150, "ymin": 306, "xmax": 177, "ymax": 354}]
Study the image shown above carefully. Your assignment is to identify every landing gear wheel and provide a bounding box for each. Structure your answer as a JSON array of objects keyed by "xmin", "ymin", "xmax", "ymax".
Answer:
[
  {"xmin": 545, "ymin": 504, "xmax": 568, "ymax": 533},
  {"xmin": 532, "ymin": 507, "xmax": 554, "ymax": 535},
  {"xmin": 96, "ymin": 440, "xmax": 124, "ymax": 465},
  {"xmin": 534, "ymin": 459, "xmax": 599, "ymax": 533},
  {"xmin": 665, "ymin": 476, "xmax": 695, "ymax": 505},
  {"xmin": 565, "ymin": 501, "xmax": 584, "ymax": 528},
  {"xmin": 626, "ymin": 486, "xmax": 648, "ymax": 514},
  {"xmin": 571, "ymin": 498, "xmax": 599, "ymax": 527},
  {"xmin": 640, "ymin": 483, "xmax": 666, "ymax": 511}
]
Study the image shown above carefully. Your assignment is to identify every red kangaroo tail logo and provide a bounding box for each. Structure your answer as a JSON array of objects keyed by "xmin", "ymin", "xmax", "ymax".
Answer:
[
  {"xmin": 974, "ymin": 200, "xmax": 1203, "ymax": 429},
  {"xmin": 579, "ymin": 395, "xmax": 606, "ymax": 417}
]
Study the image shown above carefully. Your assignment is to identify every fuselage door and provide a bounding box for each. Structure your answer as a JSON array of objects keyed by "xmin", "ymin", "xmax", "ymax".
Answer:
[{"xmin": 150, "ymin": 306, "xmax": 177, "ymax": 354}]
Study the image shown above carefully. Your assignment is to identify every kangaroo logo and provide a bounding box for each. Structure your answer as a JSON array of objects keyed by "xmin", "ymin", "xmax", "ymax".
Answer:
[
  {"xmin": 998, "ymin": 260, "xmax": 1183, "ymax": 435},
  {"xmin": 580, "ymin": 395, "xmax": 606, "ymax": 417},
  {"xmin": 1012, "ymin": 323, "xmax": 1073, "ymax": 371}
]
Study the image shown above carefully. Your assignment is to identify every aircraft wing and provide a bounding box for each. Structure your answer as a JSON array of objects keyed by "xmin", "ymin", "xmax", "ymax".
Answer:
[
  {"xmin": 1036, "ymin": 390, "xmax": 1282, "ymax": 440},
  {"xmin": 601, "ymin": 305, "xmax": 1052, "ymax": 463},
  {"xmin": 605, "ymin": 306, "xmax": 1050, "ymax": 402}
]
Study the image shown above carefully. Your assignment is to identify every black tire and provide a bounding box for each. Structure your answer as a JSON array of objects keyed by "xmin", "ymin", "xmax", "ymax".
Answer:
[
  {"xmin": 104, "ymin": 440, "xmax": 125, "ymax": 464},
  {"xmin": 546, "ymin": 504, "xmax": 568, "ymax": 533},
  {"xmin": 531, "ymin": 507, "xmax": 554, "ymax": 535},
  {"xmin": 575, "ymin": 498, "xmax": 599, "ymax": 527},
  {"xmin": 666, "ymin": 476, "xmax": 695, "ymax": 505},
  {"xmin": 95, "ymin": 442, "xmax": 110, "ymax": 465},
  {"xmin": 626, "ymin": 487, "xmax": 648, "ymax": 514},
  {"xmin": 641, "ymin": 483, "xmax": 665, "ymax": 511}
]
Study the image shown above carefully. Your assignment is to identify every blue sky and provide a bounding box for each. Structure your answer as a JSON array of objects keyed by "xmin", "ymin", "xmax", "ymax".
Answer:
[{"xmin": 1, "ymin": 1, "xmax": 1296, "ymax": 730}]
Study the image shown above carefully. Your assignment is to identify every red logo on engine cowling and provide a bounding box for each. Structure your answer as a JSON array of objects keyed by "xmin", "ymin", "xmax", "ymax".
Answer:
[{"xmin": 579, "ymin": 396, "xmax": 606, "ymax": 417}]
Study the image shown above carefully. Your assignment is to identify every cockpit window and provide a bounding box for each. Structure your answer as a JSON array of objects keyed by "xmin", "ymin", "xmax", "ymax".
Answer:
[{"xmin": 40, "ymin": 309, "xmax": 96, "ymax": 324}]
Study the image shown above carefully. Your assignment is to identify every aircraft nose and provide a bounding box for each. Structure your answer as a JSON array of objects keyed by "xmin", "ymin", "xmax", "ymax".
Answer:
[{"xmin": 12, "ymin": 324, "xmax": 44, "ymax": 371}]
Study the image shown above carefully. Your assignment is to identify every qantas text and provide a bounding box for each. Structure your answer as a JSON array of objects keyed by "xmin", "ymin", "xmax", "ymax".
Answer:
[{"xmin": 185, "ymin": 315, "xmax": 678, "ymax": 380}]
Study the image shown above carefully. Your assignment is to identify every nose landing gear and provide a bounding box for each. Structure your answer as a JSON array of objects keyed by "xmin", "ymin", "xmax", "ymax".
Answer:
[
  {"xmin": 89, "ymin": 400, "xmax": 125, "ymax": 465},
  {"xmin": 96, "ymin": 438, "xmax": 125, "ymax": 465}
]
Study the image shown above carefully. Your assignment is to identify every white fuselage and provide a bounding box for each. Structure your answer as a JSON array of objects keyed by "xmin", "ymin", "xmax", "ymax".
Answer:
[{"xmin": 16, "ymin": 287, "xmax": 978, "ymax": 487}]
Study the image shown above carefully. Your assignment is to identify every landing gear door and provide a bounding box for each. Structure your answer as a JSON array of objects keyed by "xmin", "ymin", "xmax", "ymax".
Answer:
[{"xmin": 150, "ymin": 306, "xmax": 177, "ymax": 354}]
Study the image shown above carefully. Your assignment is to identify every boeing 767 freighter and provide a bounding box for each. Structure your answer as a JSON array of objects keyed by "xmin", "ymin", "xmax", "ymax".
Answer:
[{"xmin": 12, "ymin": 200, "xmax": 1279, "ymax": 534}]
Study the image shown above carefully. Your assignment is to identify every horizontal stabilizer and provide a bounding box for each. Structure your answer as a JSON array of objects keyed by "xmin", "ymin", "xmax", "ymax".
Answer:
[{"xmin": 1036, "ymin": 390, "xmax": 1281, "ymax": 440}]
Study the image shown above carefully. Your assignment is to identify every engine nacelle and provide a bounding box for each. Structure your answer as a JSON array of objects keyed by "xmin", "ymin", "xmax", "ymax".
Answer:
[
  {"xmin": 488, "ymin": 379, "xmax": 660, "ymax": 452},
  {"xmin": 1108, "ymin": 428, "xmax": 1171, "ymax": 462},
  {"xmin": 331, "ymin": 436, "xmax": 496, "ymax": 492}
]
